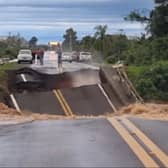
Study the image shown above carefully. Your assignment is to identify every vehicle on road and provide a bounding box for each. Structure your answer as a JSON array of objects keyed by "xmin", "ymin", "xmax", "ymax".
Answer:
[
  {"xmin": 62, "ymin": 52, "xmax": 73, "ymax": 62},
  {"xmin": 17, "ymin": 49, "xmax": 33, "ymax": 64},
  {"xmin": 0, "ymin": 57, "xmax": 10, "ymax": 65},
  {"xmin": 79, "ymin": 52, "xmax": 92, "ymax": 62},
  {"xmin": 0, "ymin": 58, "xmax": 4, "ymax": 65},
  {"xmin": 72, "ymin": 51, "xmax": 79, "ymax": 61}
]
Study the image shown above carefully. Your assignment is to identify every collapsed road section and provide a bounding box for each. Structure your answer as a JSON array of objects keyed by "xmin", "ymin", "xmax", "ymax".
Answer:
[{"xmin": 6, "ymin": 64, "xmax": 141, "ymax": 116}]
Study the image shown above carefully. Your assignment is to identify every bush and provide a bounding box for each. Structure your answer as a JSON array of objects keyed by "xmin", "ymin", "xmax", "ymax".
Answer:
[{"xmin": 127, "ymin": 61, "xmax": 168, "ymax": 101}]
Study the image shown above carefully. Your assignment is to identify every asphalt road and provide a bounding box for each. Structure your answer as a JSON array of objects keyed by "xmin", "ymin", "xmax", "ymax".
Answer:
[
  {"xmin": 130, "ymin": 117, "xmax": 168, "ymax": 155},
  {"xmin": 11, "ymin": 51, "xmax": 114, "ymax": 116},
  {"xmin": 14, "ymin": 91, "xmax": 65, "ymax": 115},
  {"xmin": 60, "ymin": 84, "xmax": 113, "ymax": 115},
  {"xmin": 13, "ymin": 84, "xmax": 113, "ymax": 116},
  {"xmin": 6, "ymin": 52, "xmax": 168, "ymax": 167},
  {"xmin": 0, "ymin": 119, "xmax": 143, "ymax": 167},
  {"xmin": 31, "ymin": 51, "xmax": 98, "ymax": 75}
]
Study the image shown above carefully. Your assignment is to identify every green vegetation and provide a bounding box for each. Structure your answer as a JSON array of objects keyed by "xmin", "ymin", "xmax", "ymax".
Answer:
[
  {"xmin": 0, "ymin": 34, "xmax": 28, "ymax": 59},
  {"xmin": 0, "ymin": 62, "xmax": 21, "ymax": 102},
  {"xmin": 127, "ymin": 61, "xmax": 168, "ymax": 101},
  {"xmin": 61, "ymin": 0, "xmax": 167, "ymax": 101},
  {"xmin": 0, "ymin": 62, "xmax": 20, "ymax": 85}
]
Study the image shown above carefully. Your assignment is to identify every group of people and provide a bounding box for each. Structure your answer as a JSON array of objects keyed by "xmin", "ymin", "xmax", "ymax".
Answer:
[
  {"xmin": 31, "ymin": 44, "xmax": 62, "ymax": 71},
  {"xmin": 56, "ymin": 43, "xmax": 62, "ymax": 70},
  {"xmin": 32, "ymin": 48, "xmax": 44, "ymax": 65}
]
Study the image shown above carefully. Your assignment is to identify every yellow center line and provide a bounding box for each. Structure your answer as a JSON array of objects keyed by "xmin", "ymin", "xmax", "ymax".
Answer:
[
  {"xmin": 108, "ymin": 118, "xmax": 159, "ymax": 168},
  {"xmin": 57, "ymin": 89, "xmax": 74, "ymax": 116},
  {"xmin": 53, "ymin": 90, "xmax": 69, "ymax": 116},
  {"xmin": 57, "ymin": 90, "xmax": 74, "ymax": 117},
  {"xmin": 121, "ymin": 117, "xmax": 168, "ymax": 167}
]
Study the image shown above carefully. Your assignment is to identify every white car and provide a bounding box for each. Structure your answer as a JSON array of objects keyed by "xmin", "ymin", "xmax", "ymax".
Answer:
[
  {"xmin": 62, "ymin": 52, "xmax": 73, "ymax": 62},
  {"xmin": 79, "ymin": 52, "xmax": 92, "ymax": 61},
  {"xmin": 0, "ymin": 58, "xmax": 4, "ymax": 65},
  {"xmin": 17, "ymin": 49, "xmax": 33, "ymax": 64}
]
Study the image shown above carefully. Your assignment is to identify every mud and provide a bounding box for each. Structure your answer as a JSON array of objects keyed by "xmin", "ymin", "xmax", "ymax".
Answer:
[{"xmin": 118, "ymin": 103, "xmax": 168, "ymax": 120}]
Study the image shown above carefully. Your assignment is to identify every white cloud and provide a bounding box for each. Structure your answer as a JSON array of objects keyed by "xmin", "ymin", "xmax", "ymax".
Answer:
[{"xmin": 0, "ymin": 0, "xmax": 152, "ymax": 42}]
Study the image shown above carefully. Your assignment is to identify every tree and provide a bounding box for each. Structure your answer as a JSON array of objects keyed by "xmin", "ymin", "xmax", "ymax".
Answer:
[
  {"xmin": 94, "ymin": 25, "xmax": 108, "ymax": 54},
  {"xmin": 80, "ymin": 36, "xmax": 95, "ymax": 50},
  {"xmin": 125, "ymin": 0, "xmax": 168, "ymax": 37},
  {"xmin": 29, "ymin": 36, "xmax": 38, "ymax": 49},
  {"xmin": 62, "ymin": 28, "xmax": 77, "ymax": 51}
]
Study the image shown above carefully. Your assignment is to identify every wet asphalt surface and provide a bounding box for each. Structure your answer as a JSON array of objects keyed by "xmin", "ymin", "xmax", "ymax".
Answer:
[
  {"xmin": 5, "ymin": 52, "xmax": 168, "ymax": 167},
  {"xmin": 13, "ymin": 84, "xmax": 112, "ymax": 116},
  {"xmin": 12, "ymin": 52, "xmax": 113, "ymax": 116},
  {"xmin": 60, "ymin": 85, "xmax": 113, "ymax": 115},
  {"xmin": 14, "ymin": 91, "xmax": 64, "ymax": 115},
  {"xmin": 129, "ymin": 117, "xmax": 168, "ymax": 155},
  {"xmin": 0, "ymin": 119, "xmax": 143, "ymax": 167}
]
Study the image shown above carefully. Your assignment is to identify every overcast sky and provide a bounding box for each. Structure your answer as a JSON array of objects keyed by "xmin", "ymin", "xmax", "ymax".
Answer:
[{"xmin": 0, "ymin": 0, "xmax": 154, "ymax": 43}]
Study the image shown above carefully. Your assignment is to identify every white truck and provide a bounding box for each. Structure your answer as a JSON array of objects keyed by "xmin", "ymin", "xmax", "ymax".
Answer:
[
  {"xmin": 79, "ymin": 52, "xmax": 92, "ymax": 62},
  {"xmin": 17, "ymin": 49, "xmax": 33, "ymax": 64}
]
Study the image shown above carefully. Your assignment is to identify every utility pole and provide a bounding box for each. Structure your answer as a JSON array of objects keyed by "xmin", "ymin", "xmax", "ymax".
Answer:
[
  {"xmin": 118, "ymin": 29, "xmax": 124, "ymax": 63},
  {"xmin": 69, "ymin": 33, "xmax": 72, "ymax": 52}
]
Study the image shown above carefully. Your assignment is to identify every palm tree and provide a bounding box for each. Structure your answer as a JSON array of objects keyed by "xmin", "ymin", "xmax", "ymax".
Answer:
[{"xmin": 94, "ymin": 25, "xmax": 108, "ymax": 53}]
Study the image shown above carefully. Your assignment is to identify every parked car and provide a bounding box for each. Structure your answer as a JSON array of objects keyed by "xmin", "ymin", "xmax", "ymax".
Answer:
[
  {"xmin": 0, "ymin": 57, "xmax": 10, "ymax": 65},
  {"xmin": 71, "ymin": 51, "xmax": 79, "ymax": 61},
  {"xmin": 17, "ymin": 49, "xmax": 33, "ymax": 64},
  {"xmin": 79, "ymin": 52, "xmax": 92, "ymax": 61},
  {"xmin": 62, "ymin": 52, "xmax": 73, "ymax": 62},
  {"xmin": 0, "ymin": 58, "xmax": 4, "ymax": 65}
]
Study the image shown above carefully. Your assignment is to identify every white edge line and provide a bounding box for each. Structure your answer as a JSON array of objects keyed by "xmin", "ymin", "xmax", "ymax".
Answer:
[
  {"xmin": 98, "ymin": 84, "xmax": 117, "ymax": 112},
  {"xmin": 21, "ymin": 74, "xmax": 27, "ymax": 82},
  {"xmin": 10, "ymin": 94, "xmax": 21, "ymax": 113}
]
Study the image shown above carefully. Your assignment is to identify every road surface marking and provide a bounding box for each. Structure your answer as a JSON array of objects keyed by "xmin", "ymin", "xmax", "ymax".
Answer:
[
  {"xmin": 57, "ymin": 90, "xmax": 74, "ymax": 117},
  {"xmin": 98, "ymin": 84, "xmax": 117, "ymax": 112},
  {"xmin": 108, "ymin": 118, "xmax": 159, "ymax": 168},
  {"xmin": 53, "ymin": 90, "xmax": 69, "ymax": 116},
  {"xmin": 121, "ymin": 117, "xmax": 168, "ymax": 167},
  {"xmin": 10, "ymin": 94, "xmax": 22, "ymax": 114},
  {"xmin": 21, "ymin": 74, "xmax": 27, "ymax": 82}
]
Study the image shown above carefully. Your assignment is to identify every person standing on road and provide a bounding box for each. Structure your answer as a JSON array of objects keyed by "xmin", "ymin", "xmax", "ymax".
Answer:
[
  {"xmin": 56, "ymin": 43, "xmax": 62, "ymax": 71},
  {"xmin": 32, "ymin": 50, "xmax": 36, "ymax": 64},
  {"xmin": 39, "ymin": 48, "xmax": 44, "ymax": 65}
]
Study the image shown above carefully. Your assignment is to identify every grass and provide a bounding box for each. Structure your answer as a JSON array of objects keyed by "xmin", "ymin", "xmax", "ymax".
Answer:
[
  {"xmin": 0, "ymin": 62, "xmax": 20, "ymax": 83},
  {"xmin": 0, "ymin": 62, "xmax": 23, "ymax": 92},
  {"xmin": 126, "ymin": 61, "xmax": 168, "ymax": 101},
  {"xmin": 126, "ymin": 65, "xmax": 149, "ymax": 81},
  {"xmin": 127, "ymin": 61, "xmax": 168, "ymax": 81}
]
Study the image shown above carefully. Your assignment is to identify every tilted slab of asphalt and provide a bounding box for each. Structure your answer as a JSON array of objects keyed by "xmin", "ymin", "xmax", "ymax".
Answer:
[
  {"xmin": 60, "ymin": 84, "xmax": 113, "ymax": 116},
  {"xmin": 12, "ymin": 84, "xmax": 113, "ymax": 116},
  {"xmin": 13, "ymin": 91, "xmax": 65, "ymax": 115},
  {"xmin": 129, "ymin": 117, "xmax": 168, "ymax": 155},
  {"xmin": 0, "ymin": 119, "xmax": 143, "ymax": 167}
]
